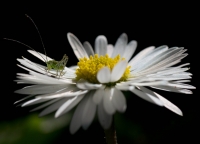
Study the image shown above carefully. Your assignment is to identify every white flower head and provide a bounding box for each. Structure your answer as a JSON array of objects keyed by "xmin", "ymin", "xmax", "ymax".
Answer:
[{"xmin": 15, "ymin": 33, "xmax": 195, "ymax": 134}]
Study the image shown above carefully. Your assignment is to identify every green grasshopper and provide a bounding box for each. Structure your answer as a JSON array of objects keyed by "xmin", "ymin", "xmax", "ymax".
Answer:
[
  {"xmin": 4, "ymin": 14, "xmax": 68, "ymax": 78},
  {"xmin": 46, "ymin": 54, "xmax": 68, "ymax": 77}
]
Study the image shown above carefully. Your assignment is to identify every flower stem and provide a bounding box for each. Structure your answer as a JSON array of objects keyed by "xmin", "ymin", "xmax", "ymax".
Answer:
[{"xmin": 104, "ymin": 118, "xmax": 117, "ymax": 144}]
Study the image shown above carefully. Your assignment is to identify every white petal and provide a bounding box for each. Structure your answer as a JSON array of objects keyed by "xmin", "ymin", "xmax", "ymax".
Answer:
[
  {"xmin": 67, "ymin": 33, "xmax": 88, "ymax": 59},
  {"xmin": 103, "ymin": 88, "xmax": 116, "ymax": 115},
  {"xmin": 130, "ymin": 81, "xmax": 168, "ymax": 86},
  {"xmin": 111, "ymin": 33, "xmax": 128, "ymax": 58},
  {"xmin": 27, "ymin": 50, "xmax": 53, "ymax": 62},
  {"xmin": 20, "ymin": 67, "xmax": 70, "ymax": 84},
  {"xmin": 15, "ymin": 76, "xmax": 48, "ymax": 85},
  {"xmin": 76, "ymin": 79, "xmax": 90, "ymax": 89},
  {"xmin": 97, "ymin": 67, "xmax": 111, "ymax": 83},
  {"xmin": 143, "ymin": 75, "xmax": 191, "ymax": 81},
  {"xmin": 146, "ymin": 45, "xmax": 168, "ymax": 55},
  {"xmin": 111, "ymin": 88, "xmax": 126, "ymax": 113},
  {"xmin": 118, "ymin": 77, "xmax": 145, "ymax": 85},
  {"xmin": 128, "ymin": 46, "xmax": 155, "ymax": 67},
  {"xmin": 122, "ymin": 40, "xmax": 137, "ymax": 61},
  {"xmin": 130, "ymin": 88, "xmax": 163, "ymax": 106},
  {"xmin": 110, "ymin": 60, "xmax": 127, "ymax": 82},
  {"xmin": 35, "ymin": 85, "xmax": 80, "ymax": 99},
  {"xmin": 136, "ymin": 48, "xmax": 186, "ymax": 73},
  {"xmin": 37, "ymin": 90, "xmax": 88, "ymax": 99},
  {"xmin": 17, "ymin": 73, "xmax": 32, "ymax": 77},
  {"xmin": 93, "ymin": 89, "xmax": 104, "ymax": 104},
  {"xmin": 14, "ymin": 94, "xmax": 35, "ymax": 104},
  {"xmin": 134, "ymin": 47, "xmax": 179, "ymax": 72},
  {"xmin": 166, "ymin": 83, "xmax": 196, "ymax": 89},
  {"xmin": 16, "ymin": 70, "xmax": 74, "ymax": 85},
  {"xmin": 136, "ymin": 49, "xmax": 188, "ymax": 75},
  {"xmin": 178, "ymin": 89, "xmax": 193, "ymax": 94},
  {"xmin": 174, "ymin": 80, "xmax": 191, "ymax": 83},
  {"xmin": 21, "ymin": 98, "xmax": 50, "ymax": 107},
  {"xmin": 14, "ymin": 84, "xmax": 67, "ymax": 94},
  {"xmin": 172, "ymin": 72, "xmax": 192, "ymax": 76},
  {"xmin": 151, "ymin": 86, "xmax": 193, "ymax": 94},
  {"xmin": 55, "ymin": 95, "xmax": 84, "ymax": 117},
  {"xmin": 132, "ymin": 45, "xmax": 168, "ymax": 71},
  {"xmin": 177, "ymin": 63, "xmax": 190, "ymax": 68},
  {"xmin": 148, "ymin": 67, "xmax": 189, "ymax": 77},
  {"xmin": 63, "ymin": 67, "xmax": 76, "ymax": 75},
  {"xmin": 95, "ymin": 35, "xmax": 107, "ymax": 55},
  {"xmin": 69, "ymin": 93, "xmax": 90, "ymax": 134},
  {"xmin": 82, "ymin": 91, "xmax": 96, "ymax": 130},
  {"xmin": 29, "ymin": 71, "xmax": 71, "ymax": 84},
  {"xmin": 77, "ymin": 79, "xmax": 102, "ymax": 90},
  {"xmin": 98, "ymin": 100, "xmax": 112, "ymax": 129},
  {"xmin": 17, "ymin": 59, "xmax": 46, "ymax": 74},
  {"xmin": 107, "ymin": 44, "xmax": 114, "ymax": 57},
  {"xmin": 138, "ymin": 87, "xmax": 183, "ymax": 115},
  {"xmin": 39, "ymin": 98, "xmax": 69, "ymax": 116},
  {"xmin": 83, "ymin": 41, "xmax": 94, "ymax": 56},
  {"xmin": 30, "ymin": 99, "xmax": 60, "ymax": 111},
  {"xmin": 154, "ymin": 93, "xmax": 183, "ymax": 116},
  {"xmin": 22, "ymin": 57, "xmax": 47, "ymax": 73},
  {"xmin": 84, "ymin": 82, "xmax": 102, "ymax": 89},
  {"xmin": 115, "ymin": 84, "xmax": 135, "ymax": 91}
]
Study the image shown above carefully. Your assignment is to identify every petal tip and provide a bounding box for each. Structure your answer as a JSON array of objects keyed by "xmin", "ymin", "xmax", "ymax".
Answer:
[
  {"xmin": 55, "ymin": 113, "xmax": 59, "ymax": 118},
  {"xmin": 67, "ymin": 32, "xmax": 75, "ymax": 40}
]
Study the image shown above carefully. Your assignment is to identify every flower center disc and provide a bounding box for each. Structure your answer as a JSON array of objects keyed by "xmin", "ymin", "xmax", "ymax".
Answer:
[{"xmin": 75, "ymin": 54, "xmax": 131, "ymax": 84}]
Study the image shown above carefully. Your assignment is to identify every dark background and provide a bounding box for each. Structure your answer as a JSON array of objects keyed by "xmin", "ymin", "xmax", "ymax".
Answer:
[{"xmin": 1, "ymin": 3, "xmax": 199, "ymax": 144}]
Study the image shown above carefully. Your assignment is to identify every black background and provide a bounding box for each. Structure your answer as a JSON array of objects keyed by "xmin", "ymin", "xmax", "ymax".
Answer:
[{"xmin": 1, "ymin": 3, "xmax": 199, "ymax": 144}]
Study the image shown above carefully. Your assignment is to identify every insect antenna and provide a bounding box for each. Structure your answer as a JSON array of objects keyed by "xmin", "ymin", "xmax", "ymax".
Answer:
[
  {"xmin": 3, "ymin": 38, "xmax": 47, "ymax": 62},
  {"xmin": 25, "ymin": 14, "xmax": 48, "ymax": 62}
]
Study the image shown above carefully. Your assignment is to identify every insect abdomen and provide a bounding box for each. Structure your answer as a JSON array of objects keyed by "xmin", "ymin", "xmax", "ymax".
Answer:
[{"xmin": 46, "ymin": 60, "xmax": 64, "ymax": 70}]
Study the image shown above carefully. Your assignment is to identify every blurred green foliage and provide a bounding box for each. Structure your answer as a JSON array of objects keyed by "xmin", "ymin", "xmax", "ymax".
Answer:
[{"xmin": 0, "ymin": 114, "xmax": 70, "ymax": 144}]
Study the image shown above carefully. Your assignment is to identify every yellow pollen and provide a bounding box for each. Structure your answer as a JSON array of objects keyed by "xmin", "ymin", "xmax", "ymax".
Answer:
[{"xmin": 75, "ymin": 54, "xmax": 131, "ymax": 83}]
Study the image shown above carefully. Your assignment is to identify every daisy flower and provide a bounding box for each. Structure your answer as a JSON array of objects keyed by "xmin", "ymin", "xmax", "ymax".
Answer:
[{"xmin": 15, "ymin": 33, "xmax": 195, "ymax": 134}]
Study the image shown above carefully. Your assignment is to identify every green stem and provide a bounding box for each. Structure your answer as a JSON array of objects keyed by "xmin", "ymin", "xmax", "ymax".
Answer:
[{"xmin": 104, "ymin": 118, "xmax": 117, "ymax": 144}]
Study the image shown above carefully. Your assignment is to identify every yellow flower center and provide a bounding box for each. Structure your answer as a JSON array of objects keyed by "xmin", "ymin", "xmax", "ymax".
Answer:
[{"xmin": 75, "ymin": 54, "xmax": 131, "ymax": 84}]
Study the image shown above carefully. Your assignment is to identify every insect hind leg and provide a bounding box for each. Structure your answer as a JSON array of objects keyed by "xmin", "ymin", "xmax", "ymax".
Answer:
[{"xmin": 45, "ymin": 67, "xmax": 50, "ymax": 75}]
